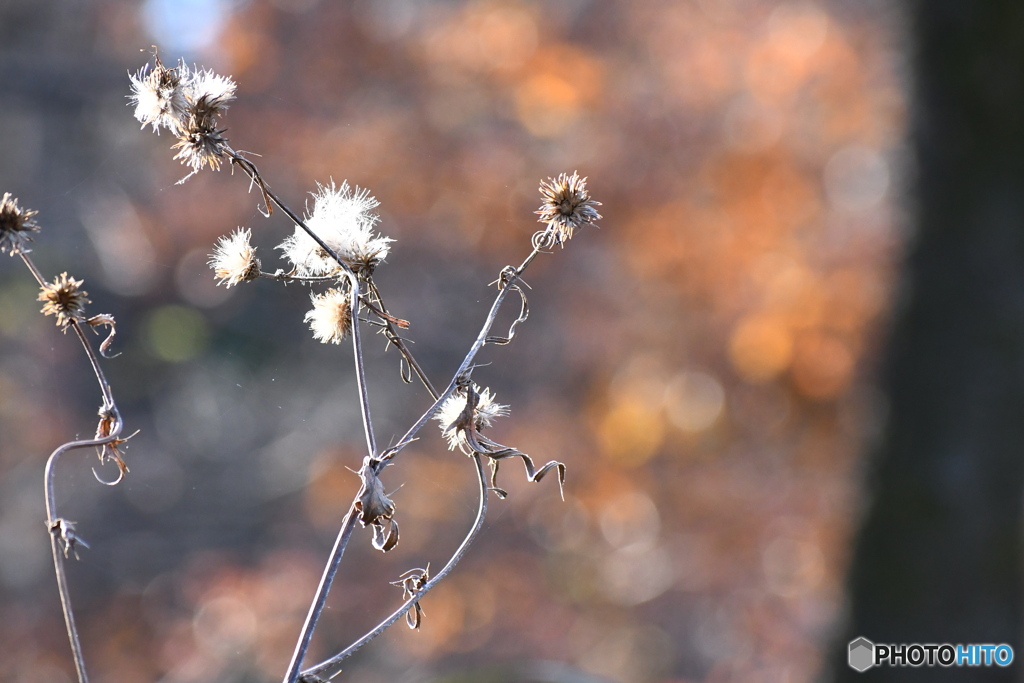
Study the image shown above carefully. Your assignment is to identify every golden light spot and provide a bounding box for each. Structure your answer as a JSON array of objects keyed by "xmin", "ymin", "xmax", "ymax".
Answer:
[
  {"xmin": 515, "ymin": 44, "xmax": 603, "ymax": 137},
  {"xmin": 664, "ymin": 370, "xmax": 725, "ymax": 433},
  {"xmin": 515, "ymin": 72, "xmax": 581, "ymax": 137},
  {"xmin": 791, "ymin": 331, "xmax": 854, "ymax": 399},
  {"xmin": 475, "ymin": 5, "xmax": 538, "ymax": 72},
  {"xmin": 303, "ymin": 451, "xmax": 355, "ymax": 532},
  {"xmin": 728, "ymin": 313, "xmax": 793, "ymax": 383},
  {"xmin": 596, "ymin": 395, "xmax": 665, "ymax": 467}
]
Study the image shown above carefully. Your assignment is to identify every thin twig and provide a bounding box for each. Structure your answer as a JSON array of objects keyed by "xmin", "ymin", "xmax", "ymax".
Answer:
[
  {"xmin": 365, "ymin": 278, "xmax": 438, "ymax": 399},
  {"xmin": 44, "ymin": 410, "xmax": 124, "ymax": 683},
  {"xmin": 223, "ymin": 148, "xmax": 385, "ymax": 683},
  {"xmin": 378, "ymin": 249, "xmax": 542, "ymax": 466},
  {"xmin": 259, "ymin": 270, "xmax": 341, "ymax": 283},
  {"xmin": 283, "ymin": 247, "xmax": 539, "ymax": 683},
  {"xmin": 282, "ymin": 498, "xmax": 361, "ymax": 683},
  {"xmin": 225, "ymin": 148, "xmax": 378, "ymax": 459},
  {"xmin": 303, "ymin": 453, "xmax": 489, "ymax": 679},
  {"xmin": 20, "ymin": 245, "xmax": 128, "ymax": 683}
]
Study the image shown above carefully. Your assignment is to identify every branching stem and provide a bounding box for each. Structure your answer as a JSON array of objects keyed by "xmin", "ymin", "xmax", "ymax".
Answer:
[
  {"xmin": 222, "ymin": 148, "xmax": 551, "ymax": 683},
  {"xmin": 24, "ymin": 243, "xmax": 125, "ymax": 683},
  {"xmin": 303, "ymin": 454, "xmax": 489, "ymax": 679},
  {"xmin": 44, "ymin": 409, "xmax": 124, "ymax": 683}
]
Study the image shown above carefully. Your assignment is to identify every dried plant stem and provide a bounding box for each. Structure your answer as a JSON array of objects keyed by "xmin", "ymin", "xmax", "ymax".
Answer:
[
  {"xmin": 20, "ymin": 251, "xmax": 124, "ymax": 683},
  {"xmin": 226, "ymin": 148, "xmax": 377, "ymax": 458},
  {"xmin": 365, "ymin": 278, "xmax": 438, "ymax": 399},
  {"xmin": 379, "ymin": 249, "xmax": 540, "ymax": 465},
  {"xmin": 44, "ymin": 413, "xmax": 124, "ymax": 683},
  {"xmin": 282, "ymin": 499, "xmax": 361, "ymax": 683},
  {"xmin": 282, "ymin": 251, "xmax": 537, "ymax": 683},
  {"xmin": 18, "ymin": 251, "xmax": 46, "ymax": 287},
  {"xmin": 303, "ymin": 453, "xmax": 489, "ymax": 679},
  {"xmin": 47, "ymin": 529, "xmax": 87, "ymax": 683},
  {"xmin": 222, "ymin": 148, "xmax": 548, "ymax": 683}
]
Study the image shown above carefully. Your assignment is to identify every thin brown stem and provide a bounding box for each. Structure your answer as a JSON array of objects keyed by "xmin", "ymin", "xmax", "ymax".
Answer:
[
  {"xmin": 44, "ymin": 409, "xmax": 124, "ymax": 683},
  {"xmin": 303, "ymin": 453, "xmax": 489, "ymax": 679},
  {"xmin": 379, "ymin": 247, "xmax": 541, "ymax": 465},
  {"xmin": 22, "ymin": 247, "xmax": 127, "ymax": 683},
  {"xmin": 225, "ymin": 148, "xmax": 378, "ymax": 459},
  {"xmin": 18, "ymin": 251, "xmax": 46, "ymax": 287},
  {"xmin": 259, "ymin": 270, "xmax": 340, "ymax": 283},
  {"xmin": 365, "ymin": 279, "xmax": 438, "ymax": 400},
  {"xmin": 282, "ymin": 499, "xmax": 361, "ymax": 683}
]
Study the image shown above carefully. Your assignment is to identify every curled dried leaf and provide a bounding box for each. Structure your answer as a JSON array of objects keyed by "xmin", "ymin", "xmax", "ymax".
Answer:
[
  {"xmin": 391, "ymin": 565, "xmax": 430, "ymax": 630},
  {"xmin": 354, "ymin": 459, "xmax": 399, "ymax": 552},
  {"xmin": 86, "ymin": 313, "xmax": 120, "ymax": 358}
]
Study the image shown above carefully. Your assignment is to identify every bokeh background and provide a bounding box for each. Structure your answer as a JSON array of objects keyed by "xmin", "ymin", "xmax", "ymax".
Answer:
[{"xmin": 0, "ymin": 1, "xmax": 907, "ymax": 681}]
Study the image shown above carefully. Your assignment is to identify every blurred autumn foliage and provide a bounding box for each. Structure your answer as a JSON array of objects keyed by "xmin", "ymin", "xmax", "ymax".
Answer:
[{"xmin": 0, "ymin": 0, "xmax": 904, "ymax": 682}]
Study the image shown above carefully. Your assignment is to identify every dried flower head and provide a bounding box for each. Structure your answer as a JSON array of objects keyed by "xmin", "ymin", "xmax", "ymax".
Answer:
[
  {"xmin": 128, "ymin": 59, "xmax": 189, "ymax": 134},
  {"xmin": 535, "ymin": 171, "xmax": 602, "ymax": 246},
  {"xmin": 434, "ymin": 384, "xmax": 510, "ymax": 453},
  {"xmin": 38, "ymin": 272, "xmax": 90, "ymax": 329},
  {"xmin": 0, "ymin": 193, "xmax": 40, "ymax": 255},
  {"xmin": 184, "ymin": 68, "xmax": 236, "ymax": 119},
  {"xmin": 278, "ymin": 181, "xmax": 393, "ymax": 277},
  {"xmin": 209, "ymin": 228, "xmax": 260, "ymax": 287},
  {"xmin": 172, "ymin": 106, "xmax": 228, "ymax": 174},
  {"xmin": 304, "ymin": 288, "xmax": 352, "ymax": 344}
]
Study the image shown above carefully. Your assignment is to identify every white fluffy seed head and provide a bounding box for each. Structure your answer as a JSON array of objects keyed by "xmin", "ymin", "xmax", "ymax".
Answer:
[
  {"xmin": 209, "ymin": 228, "xmax": 260, "ymax": 287},
  {"xmin": 129, "ymin": 61, "xmax": 189, "ymax": 134},
  {"xmin": 304, "ymin": 288, "xmax": 352, "ymax": 344},
  {"xmin": 277, "ymin": 181, "xmax": 393, "ymax": 277},
  {"xmin": 434, "ymin": 385, "xmax": 510, "ymax": 451},
  {"xmin": 184, "ymin": 68, "xmax": 237, "ymax": 116}
]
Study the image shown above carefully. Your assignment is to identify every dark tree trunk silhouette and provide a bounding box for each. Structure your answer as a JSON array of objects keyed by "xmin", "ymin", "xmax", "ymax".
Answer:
[{"xmin": 835, "ymin": 1, "xmax": 1024, "ymax": 680}]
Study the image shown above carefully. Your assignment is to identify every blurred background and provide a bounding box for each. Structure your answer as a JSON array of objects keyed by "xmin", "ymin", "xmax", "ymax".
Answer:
[{"xmin": 0, "ymin": 0, "xmax": 914, "ymax": 681}]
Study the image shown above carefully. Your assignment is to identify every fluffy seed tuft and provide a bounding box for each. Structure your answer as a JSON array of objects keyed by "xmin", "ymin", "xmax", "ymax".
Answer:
[
  {"xmin": 209, "ymin": 228, "xmax": 260, "ymax": 287},
  {"xmin": 278, "ymin": 181, "xmax": 393, "ymax": 277},
  {"xmin": 434, "ymin": 384, "xmax": 510, "ymax": 452},
  {"xmin": 128, "ymin": 59, "xmax": 189, "ymax": 134},
  {"xmin": 304, "ymin": 288, "xmax": 353, "ymax": 344}
]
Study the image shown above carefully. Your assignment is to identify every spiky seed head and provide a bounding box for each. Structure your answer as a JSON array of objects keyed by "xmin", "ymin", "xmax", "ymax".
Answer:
[
  {"xmin": 277, "ymin": 181, "xmax": 393, "ymax": 277},
  {"xmin": 304, "ymin": 288, "xmax": 352, "ymax": 344},
  {"xmin": 434, "ymin": 384, "xmax": 510, "ymax": 452},
  {"xmin": 38, "ymin": 272, "xmax": 90, "ymax": 329},
  {"xmin": 172, "ymin": 105, "xmax": 228, "ymax": 173},
  {"xmin": 128, "ymin": 59, "xmax": 189, "ymax": 134},
  {"xmin": 184, "ymin": 68, "xmax": 236, "ymax": 118},
  {"xmin": 0, "ymin": 193, "xmax": 40, "ymax": 256},
  {"xmin": 209, "ymin": 228, "xmax": 260, "ymax": 287},
  {"xmin": 535, "ymin": 171, "xmax": 602, "ymax": 245}
]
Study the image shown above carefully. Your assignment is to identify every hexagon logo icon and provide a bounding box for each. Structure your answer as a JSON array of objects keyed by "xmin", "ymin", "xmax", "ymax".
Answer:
[{"xmin": 848, "ymin": 637, "xmax": 875, "ymax": 672}]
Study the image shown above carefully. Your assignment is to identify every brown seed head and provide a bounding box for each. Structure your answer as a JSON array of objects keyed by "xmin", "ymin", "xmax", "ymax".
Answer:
[
  {"xmin": 535, "ymin": 171, "xmax": 602, "ymax": 245},
  {"xmin": 38, "ymin": 272, "xmax": 90, "ymax": 329},
  {"xmin": 0, "ymin": 193, "xmax": 40, "ymax": 256},
  {"xmin": 172, "ymin": 105, "xmax": 228, "ymax": 173}
]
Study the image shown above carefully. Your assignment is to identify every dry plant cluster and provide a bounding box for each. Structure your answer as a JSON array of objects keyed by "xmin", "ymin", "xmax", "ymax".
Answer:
[{"xmin": 2, "ymin": 52, "xmax": 601, "ymax": 683}]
